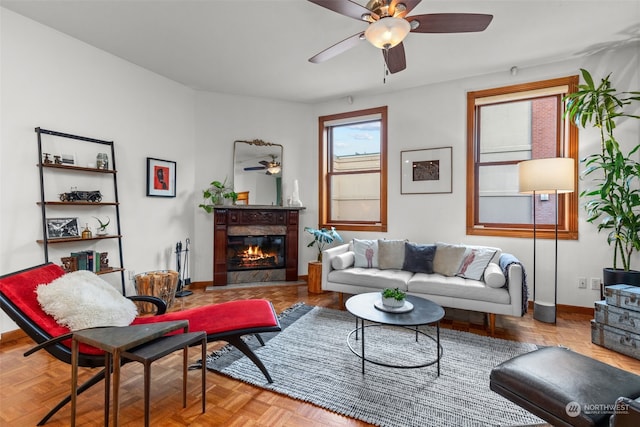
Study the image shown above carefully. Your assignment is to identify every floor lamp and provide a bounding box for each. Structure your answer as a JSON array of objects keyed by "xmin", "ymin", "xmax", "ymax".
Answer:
[{"xmin": 518, "ymin": 158, "xmax": 574, "ymax": 324}]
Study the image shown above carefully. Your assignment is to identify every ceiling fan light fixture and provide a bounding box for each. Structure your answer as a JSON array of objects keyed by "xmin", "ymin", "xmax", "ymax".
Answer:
[
  {"xmin": 364, "ymin": 17, "xmax": 410, "ymax": 49},
  {"xmin": 267, "ymin": 164, "xmax": 281, "ymax": 174}
]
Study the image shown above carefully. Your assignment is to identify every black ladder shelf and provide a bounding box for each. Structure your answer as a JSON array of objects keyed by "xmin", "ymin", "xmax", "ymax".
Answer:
[{"xmin": 35, "ymin": 127, "xmax": 126, "ymax": 294}]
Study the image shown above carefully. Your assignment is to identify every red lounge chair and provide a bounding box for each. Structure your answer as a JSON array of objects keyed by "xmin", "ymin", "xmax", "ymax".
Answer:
[{"xmin": 0, "ymin": 263, "xmax": 281, "ymax": 425}]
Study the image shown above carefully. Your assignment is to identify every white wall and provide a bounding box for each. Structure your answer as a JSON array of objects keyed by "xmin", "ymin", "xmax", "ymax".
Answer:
[
  {"xmin": 191, "ymin": 91, "xmax": 314, "ymax": 281},
  {"xmin": 0, "ymin": 9, "xmax": 196, "ymax": 332},
  {"xmin": 311, "ymin": 44, "xmax": 640, "ymax": 309}
]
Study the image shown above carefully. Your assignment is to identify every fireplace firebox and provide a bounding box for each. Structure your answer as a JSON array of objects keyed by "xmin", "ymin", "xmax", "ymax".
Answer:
[
  {"xmin": 227, "ymin": 235, "xmax": 285, "ymax": 271},
  {"xmin": 212, "ymin": 206, "xmax": 304, "ymax": 285}
]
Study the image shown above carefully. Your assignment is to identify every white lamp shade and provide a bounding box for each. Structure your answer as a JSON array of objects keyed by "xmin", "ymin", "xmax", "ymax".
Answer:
[
  {"xmin": 364, "ymin": 17, "xmax": 411, "ymax": 49},
  {"xmin": 518, "ymin": 157, "xmax": 575, "ymax": 194}
]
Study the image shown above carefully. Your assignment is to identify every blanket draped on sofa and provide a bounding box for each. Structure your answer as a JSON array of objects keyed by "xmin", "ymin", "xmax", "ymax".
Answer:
[{"xmin": 500, "ymin": 253, "xmax": 528, "ymax": 315}]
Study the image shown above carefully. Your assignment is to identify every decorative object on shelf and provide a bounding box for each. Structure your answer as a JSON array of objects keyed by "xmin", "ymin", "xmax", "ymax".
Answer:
[
  {"xmin": 53, "ymin": 155, "xmax": 62, "ymax": 165},
  {"xmin": 96, "ymin": 152, "xmax": 109, "ymax": 169},
  {"xmin": 401, "ymin": 147, "xmax": 453, "ymax": 194},
  {"xmin": 60, "ymin": 256, "xmax": 79, "ymax": 273},
  {"xmin": 81, "ymin": 224, "xmax": 92, "ymax": 239},
  {"xmin": 59, "ymin": 189, "xmax": 102, "ymax": 202},
  {"xmin": 146, "ymin": 157, "xmax": 176, "ymax": 197},
  {"xmin": 93, "ymin": 216, "xmax": 110, "ymax": 235},
  {"xmin": 563, "ymin": 68, "xmax": 640, "ymax": 288},
  {"xmin": 199, "ymin": 177, "xmax": 237, "ymax": 212},
  {"xmin": 61, "ymin": 154, "xmax": 75, "ymax": 165},
  {"xmin": 291, "ymin": 179, "xmax": 303, "ymax": 206},
  {"xmin": 46, "ymin": 217, "xmax": 80, "ymax": 239},
  {"xmin": 381, "ymin": 287, "xmax": 407, "ymax": 308},
  {"xmin": 304, "ymin": 226, "xmax": 343, "ymax": 261},
  {"xmin": 100, "ymin": 252, "xmax": 111, "ymax": 271},
  {"xmin": 519, "ymin": 157, "xmax": 575, "ymax": 324},
  {"xmin": 42, "ymin": 153, "xmax": 52, "ymax": 164}
]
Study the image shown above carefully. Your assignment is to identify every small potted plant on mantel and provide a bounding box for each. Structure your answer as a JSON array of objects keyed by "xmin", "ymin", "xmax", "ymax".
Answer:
[
  {"xmin": 381, "ymin": 287, "xmax": 407, "ymax": 308},
  {"xmin": 304, "ymin": 226, "xmax": 343, "ymax": 294},
  {"xmin": 199, "ymin": 177, "xmax": 238, "ymax": 213}
]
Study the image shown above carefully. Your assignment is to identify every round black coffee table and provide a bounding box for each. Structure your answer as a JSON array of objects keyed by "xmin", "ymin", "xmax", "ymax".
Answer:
[{"xmin": 345, "ymin": 292, "xmax": 445, "ymax": 375}]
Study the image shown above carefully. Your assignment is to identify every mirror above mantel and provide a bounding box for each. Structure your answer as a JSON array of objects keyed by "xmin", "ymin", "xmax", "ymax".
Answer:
[{"xmin": 233, "ymin": 139, "xmax": 283, "ymax": 206}]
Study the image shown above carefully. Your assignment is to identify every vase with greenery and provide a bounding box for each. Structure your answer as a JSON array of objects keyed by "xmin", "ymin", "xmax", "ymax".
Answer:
[
  {"xmin": 304, "ymin": 226, "xmax": 343, "ymax": 261},
  {"xmin": 381, "ymin": 287, "xmax": 406, "ymax": 308},
  {"xmin": 564, "ymin": 68, "xmax": 640, "ymax": 281},
  {"xmin": 93, "ymin": 216, "xmax": 110, "ymax": 235},
  {"xmin": 199, "ymin": 177, "xmax": 238, "ymax": 213}
]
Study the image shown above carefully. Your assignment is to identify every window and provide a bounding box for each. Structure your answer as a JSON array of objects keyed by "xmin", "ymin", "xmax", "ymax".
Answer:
[
  {"xmin": 318, "ymin": 106, "xmax": 387, "ymax": 232},
  {"xmin": 466, "ymin": 76, "xmax": 579, "ymax": 239}
]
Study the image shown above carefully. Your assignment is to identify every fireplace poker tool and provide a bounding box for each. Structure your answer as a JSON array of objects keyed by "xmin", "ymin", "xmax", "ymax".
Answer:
[{"xmin": 175, "ymin": 239, "xmax": 193, "ymax": 297}]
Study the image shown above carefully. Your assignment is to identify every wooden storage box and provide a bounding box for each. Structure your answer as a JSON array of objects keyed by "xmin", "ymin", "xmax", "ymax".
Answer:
[
  {"xmin": 591, "ymin": 320, "xmax": 640, "ymax": 360},
  {"xmin": 594, "ymin": 300, "xmax": 640, "ymax": 335},
  {"xmin": 605, "ymin": 284, "xmax": 640, "ymax": 313}
]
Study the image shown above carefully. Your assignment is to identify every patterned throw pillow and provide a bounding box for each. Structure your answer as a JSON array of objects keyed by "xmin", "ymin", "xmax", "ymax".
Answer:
[
  {"xmin": 402, "ymin": 242, "xmax": 436, "ymax": 274},
  {"xmin": 378, "ymin": 239, "xmax": 406, "ymax": 270},
  {"xmin": 353, "ymin": 239, "xmax": 379, "ymax": 268},
  {"xmin": 456, "ymin": 247, "xmax": 497, "ymax": 281}
]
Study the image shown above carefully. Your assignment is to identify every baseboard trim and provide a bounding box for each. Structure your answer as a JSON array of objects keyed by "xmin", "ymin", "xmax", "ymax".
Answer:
[{"xmin": 527, "ymin": 301, "xmax": 594, "ymax": 316}]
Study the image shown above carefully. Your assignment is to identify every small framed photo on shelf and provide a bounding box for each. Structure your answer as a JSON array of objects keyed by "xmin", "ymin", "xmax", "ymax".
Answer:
[
  {"xmin": 401, "ymin": 147, "xmax": 453, "ymax": 194},
  {"xmin": 146, "ymin": 157, "xmax": 176, "ymax": 197},
  {"xmin": 46, "ymin": 217, "xmax": 80, "ymax": 239}
]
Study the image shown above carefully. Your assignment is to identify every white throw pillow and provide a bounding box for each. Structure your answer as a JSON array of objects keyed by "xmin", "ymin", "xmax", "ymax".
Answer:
[
  {"xmin": 37, "ymin": 270, "xmax": 138, "ymax": 331},
  {"xmin": 484, "ymin": 263, "xmax": 507, "ymax": 288},
  {"xmin": 331, "ymin": 251, "xmax": 355, "ymax": 270},
  {"xmin": 433, "ymin": 243, "xmax": 467, "ymax": 277},
  {"xmin": 353, "ymin": 239, "xmax": 379, "ymax": 268},
  {"xmin": 457, "ymin": 247, "xmax": 497, "ymax": 281}
]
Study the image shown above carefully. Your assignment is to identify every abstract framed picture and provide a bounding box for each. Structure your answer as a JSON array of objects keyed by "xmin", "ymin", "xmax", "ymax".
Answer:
[
  {"xmin": 401, "ymin": 147, "xmax": 452, "ymax": 194},
  {"xmin": 46, "ymin": 217, "xmax": 80, "ymax": 239},
  {"xmin": 146, "ymin": 157, "xmax": 176, "ymax": 197}
]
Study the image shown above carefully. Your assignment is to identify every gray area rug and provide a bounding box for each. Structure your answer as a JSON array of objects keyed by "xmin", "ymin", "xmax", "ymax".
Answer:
[{"xmin": 204, "ymin": 304, "xmax": 544, "ymax": 427}]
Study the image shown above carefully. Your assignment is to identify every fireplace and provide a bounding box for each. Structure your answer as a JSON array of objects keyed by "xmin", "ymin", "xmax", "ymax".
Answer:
[
  {"xmin": 227, "ymin": 235, "xmax": 285, "ymax": 271},
  {"xmin": 213, "ymin": 206, "xmax": 304, "ymax": 285}
]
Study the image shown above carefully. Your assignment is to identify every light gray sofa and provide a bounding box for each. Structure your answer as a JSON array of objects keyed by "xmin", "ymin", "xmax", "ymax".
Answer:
[{"xmin": 321, "ymin": 240, "xmax": 527, "ymax": 334}]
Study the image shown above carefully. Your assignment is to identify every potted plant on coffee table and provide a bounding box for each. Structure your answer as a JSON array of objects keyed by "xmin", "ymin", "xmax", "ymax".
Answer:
[
  {"xmin": 564, "ymin": 68, "xmax": 640, "ymax": 287},
  {"xmin": 381, "ymin": 287, "xmax": 407, "ymax": 308}
]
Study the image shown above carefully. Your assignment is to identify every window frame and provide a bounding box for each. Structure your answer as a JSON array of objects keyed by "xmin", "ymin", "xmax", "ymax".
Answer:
[
  {"xmin": 318, "ymin": 106, "xmax": 388, "ymax": 232},
  {"xmin": 466, "ymin": 76, "xmax": 579, "ymax": 240}
]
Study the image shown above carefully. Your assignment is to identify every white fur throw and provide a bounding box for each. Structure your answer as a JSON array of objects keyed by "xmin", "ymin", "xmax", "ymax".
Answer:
[{"xmin": 36, "ymin": 270, "xmax": 137, "ymax": 331}]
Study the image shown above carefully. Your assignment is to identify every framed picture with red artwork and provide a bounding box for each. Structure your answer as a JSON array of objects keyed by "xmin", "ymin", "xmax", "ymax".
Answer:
[{"xmin": 146, "ymin": 157, "xmax": 176, "ymax": 197}]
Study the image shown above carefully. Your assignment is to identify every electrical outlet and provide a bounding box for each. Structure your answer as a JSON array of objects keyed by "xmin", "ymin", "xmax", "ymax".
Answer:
[
  {"xmin": 591, "ymin": 277, "xmax": 601, "ymax": 290},
  {"xmin": 578, "ymin": 277, "xmax": 587, "ymax": 289}
]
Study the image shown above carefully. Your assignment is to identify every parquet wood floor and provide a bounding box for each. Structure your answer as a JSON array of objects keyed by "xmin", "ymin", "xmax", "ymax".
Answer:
[{"xmin": 1, "ymin": 283, "xmax": 639, "ymax": 426}]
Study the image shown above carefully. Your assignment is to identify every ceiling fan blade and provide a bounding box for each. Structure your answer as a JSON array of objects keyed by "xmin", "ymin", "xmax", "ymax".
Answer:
[
  {"xmin": 383, "ymin": 43, "xmax": 406, "ymax": 74},
  {"xmin": 244, "ymin": 166, "xmax": 266, "ymax": 171},
  {"xmin": 309, "ymin": 32, "xmax": 365, "ymax": 63},
  {"xmin": 307, "ymin": 0, "xmax": 371, "ymax": 21},
  {"xmin": 407, "ymin": 13, "xmax": 493, "ymax": 33},
  {"xmin": 259, "ymin": 160, "xmax": 269, "ymax": 166},
  {"xmin": 389, "ymin": 0, "xmax": 422, "ymax": 18}
]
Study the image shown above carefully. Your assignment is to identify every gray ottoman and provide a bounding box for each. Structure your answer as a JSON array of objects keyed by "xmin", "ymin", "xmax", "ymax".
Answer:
[{"xmin": 490, "ymin": 346, "xmax": 640, "ymax": 427}]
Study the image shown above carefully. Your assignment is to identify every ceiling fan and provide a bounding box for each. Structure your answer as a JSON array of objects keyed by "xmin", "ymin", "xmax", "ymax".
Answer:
[
  {"xmin": 307, "ymin": 0, "xmax": 493, "ymax": 73},
  {"xmin": 243, "ymin": 154, "xmax": 281, "ymax": 175}
]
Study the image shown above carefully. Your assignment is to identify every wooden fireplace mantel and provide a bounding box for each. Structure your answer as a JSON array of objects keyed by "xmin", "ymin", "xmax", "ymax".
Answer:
[{"xmin": 212, "ymin": 206, "xmax": 305, "ymax": 286}]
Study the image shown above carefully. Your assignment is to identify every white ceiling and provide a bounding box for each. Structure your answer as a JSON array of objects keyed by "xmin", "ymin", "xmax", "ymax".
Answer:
[{"xmin": 2, "ymin": 0, "xmax": 639, "ymax": 104}]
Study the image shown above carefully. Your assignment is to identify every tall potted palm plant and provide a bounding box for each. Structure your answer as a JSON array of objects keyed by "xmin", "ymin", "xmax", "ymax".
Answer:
[{"xmin": 564, "ymin": 68, "xmax": 640, "ymax": 286}]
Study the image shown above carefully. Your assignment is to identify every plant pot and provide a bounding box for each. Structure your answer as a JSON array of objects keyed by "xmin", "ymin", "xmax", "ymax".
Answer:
[
  {"xmin": 382, "ymin": 297, "xmax": 405, "ymax": 308},
  {"xmin": 603, "ymin": 268, "xmax": 640, "ymax": 287}
]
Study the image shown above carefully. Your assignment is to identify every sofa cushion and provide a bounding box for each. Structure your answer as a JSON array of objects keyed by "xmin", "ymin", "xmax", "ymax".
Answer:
[
  {"xmin": 484, "ymin": 263, "xmax": 506, "ymax": 288},
  {"xmin": 407, "ymin": 273, "xmax": 510, "ymax": 304},
  {"xmin": 328, "ymin": 268, "xmax": 412, "ymax": 291},
  {"xmin": 378, "ymin": 239, "xmax": 406, "ymax": 270},
  {"xmin": 331, "ymin": 251, "xmax": 355, "ymax": 270},
  {"xmin": 456, "ymin": 247, "xmax": 496, "ymax": 281},
  {"xmin": 36, "ymin": 270, "xmax": 138, "ymax": 331},
  {"xmin": 462, "ymin": 244, "xmax": 502, "ymax": 264},
  {"xmin": 433, "ymin": 243, "xmax": 467, "ymax": 277},
  {"xmin": 402, "ymin": 242, "xmax": 436, "ymax": 274},
  {"xmin": 353, "ymin": 239, "xmax": 379, "ymax": 268}
]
